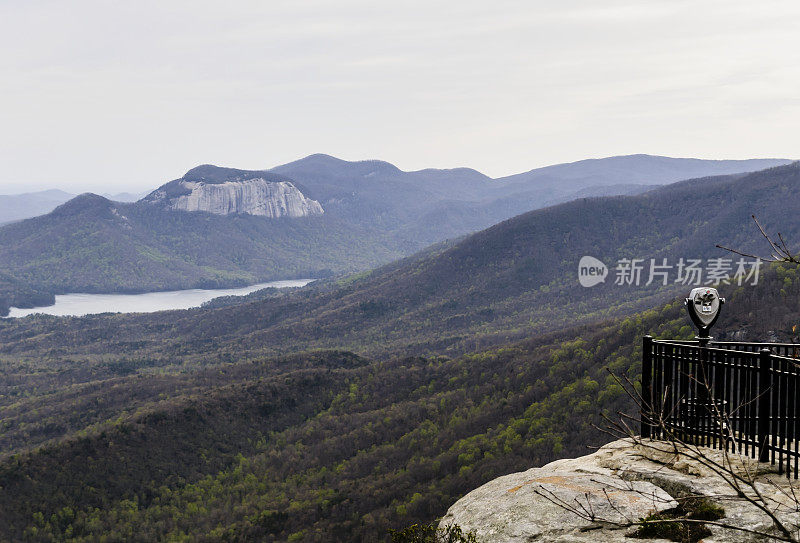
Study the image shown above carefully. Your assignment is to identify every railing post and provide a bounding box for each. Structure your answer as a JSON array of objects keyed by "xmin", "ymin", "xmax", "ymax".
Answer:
[
  {"xmin": 679, "ymin": 344, "xmax": 689, "ymax": 444},
  {"xmin": 758, "ymin": 348, "xmax": 772, "ymax": 464},
  {"xmin": 642, "ymin": 335, "xmax": 653, "ymax": 439}
]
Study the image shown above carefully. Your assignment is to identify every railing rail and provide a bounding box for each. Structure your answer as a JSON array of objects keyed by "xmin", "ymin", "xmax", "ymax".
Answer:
[
  {"xmin": 642, "ymin": 336, "xmax": 800, "ymax": 478},
  {"xmin": 652, "ymin": 339, "xmax": 800, "ymax": 358}
]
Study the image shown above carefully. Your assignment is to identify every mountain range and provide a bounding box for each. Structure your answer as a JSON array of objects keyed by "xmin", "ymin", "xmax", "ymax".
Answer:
[
  {"xmin": 0, "ymin": 160, "xmax": 799, "ymax": 540},
  {"xmin": 271, "ymin": 153, "xmax": 791, "ymax": 245},
  {"xmin": 0, "ymin": 154, "xmax": 791, "ymax": 315},
  {"xmin": 3, "ymin": 161, "xmax": 798, "ymax": 359}
]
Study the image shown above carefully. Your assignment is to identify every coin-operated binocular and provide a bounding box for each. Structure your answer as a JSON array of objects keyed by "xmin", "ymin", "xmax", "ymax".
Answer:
[{"xmin": 685, "ymin": 287, "xmax": 725, "ymax": 346}]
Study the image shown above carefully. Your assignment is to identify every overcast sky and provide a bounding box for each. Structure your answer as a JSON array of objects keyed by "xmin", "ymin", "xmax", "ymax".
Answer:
[{"xmin": 1, "ymin": 0, "xmax": 798, "ymax": 193}]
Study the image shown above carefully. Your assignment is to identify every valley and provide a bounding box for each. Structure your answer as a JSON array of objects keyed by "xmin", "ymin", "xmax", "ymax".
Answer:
[
  {"xmin": 0, "ymin": 262, "xmax": 797, "ymax": 541},
  {"xmin": 0, "ymin": 160, "xmax": 798, "ymax": 541},
  {"xmin": 3, "ymin": 162, "xmax": 798, "ymax": 360},
  {"xmin": 0, "ymin": 155, "xmax": 789, "ymax": 316}
]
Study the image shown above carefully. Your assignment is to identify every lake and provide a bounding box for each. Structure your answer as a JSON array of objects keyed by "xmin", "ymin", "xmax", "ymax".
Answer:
[{"xmin": 7, "ymin": 279, "xmax": 314, "ymax": 318}]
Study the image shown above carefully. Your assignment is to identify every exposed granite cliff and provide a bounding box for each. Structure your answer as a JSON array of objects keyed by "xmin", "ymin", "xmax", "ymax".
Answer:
[
  {"xmin": 143, "ymin": 165, "xmax": 323, "ymax": 218},
  {"xmin": 441, "ymin": 438, "xmax": 800, "ymax": 542}
]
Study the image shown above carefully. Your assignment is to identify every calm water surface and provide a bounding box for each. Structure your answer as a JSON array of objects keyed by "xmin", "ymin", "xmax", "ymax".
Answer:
[{"xmin": 7, "ymin": 279, "xmax": 314, "ymax": 318}]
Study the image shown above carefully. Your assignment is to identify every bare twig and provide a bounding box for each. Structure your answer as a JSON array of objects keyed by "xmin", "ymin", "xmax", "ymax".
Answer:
[
  {"xmin": 546, "ymin": 362, "xmax": 800, "ymax": 541},
  {"xmin": 717, "ymin": 215, "xmax": 800, "ymax": 264}
]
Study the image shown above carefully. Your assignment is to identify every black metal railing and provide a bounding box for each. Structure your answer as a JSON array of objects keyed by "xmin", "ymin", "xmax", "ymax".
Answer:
[{"xmin": 642, "ymin": 336, "xmax": 800, "ymax": 478}]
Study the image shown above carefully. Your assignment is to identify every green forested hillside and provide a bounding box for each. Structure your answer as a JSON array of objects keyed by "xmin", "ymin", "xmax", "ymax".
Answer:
[
  {"xmin": 0, "ymin": 194, "xmax": 402, "ymax": 315},
  {"xmin": 0, "ymin": 263, "xmax": 797, "ymax": 541}
]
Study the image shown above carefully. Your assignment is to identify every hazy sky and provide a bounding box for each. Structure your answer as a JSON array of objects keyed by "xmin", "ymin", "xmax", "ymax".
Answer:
[{"xmin": 1, "ymin": 0, "xmax": 798, "ymax": 193}]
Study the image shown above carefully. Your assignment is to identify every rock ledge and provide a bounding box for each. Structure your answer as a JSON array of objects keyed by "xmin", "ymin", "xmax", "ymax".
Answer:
[{"xmin": 441, "ymin": 438, "xmax": 800, "ymax": 542}]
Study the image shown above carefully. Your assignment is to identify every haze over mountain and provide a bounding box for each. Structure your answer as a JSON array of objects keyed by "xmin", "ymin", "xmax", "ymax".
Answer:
[
  {"xmin": 1, "ymin": 154, "xmax": 788, "ymax": 227},
  {"xmin": 494, "ymin": 154, "xmax": 790, "ymax": 193},
  {"xmin": 4, "ymin": 161, "xmax": 799, "ymax": 360},
  {"xmin": 0, "ymin": 161, "xmax": 798, "ymax": 541},
  {"xmin": 0, "ymin": 154, "xmax": 791, "ymax": 316},
  {"xmin": 0, "ymin": 189, "xmax": 75, "ymax": 225},
  {"xmin": 271, "ymin": 154, "xmax": 791, "ymax": 244},
  {"xmin": 0, "ymin": 189, "xmax": 145, "ymax": 225}
]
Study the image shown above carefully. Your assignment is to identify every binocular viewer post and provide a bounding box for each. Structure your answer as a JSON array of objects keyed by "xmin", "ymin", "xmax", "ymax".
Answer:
[{"xmin": 685, "ymin": 287, "xmax": 725, "ymax": 347}]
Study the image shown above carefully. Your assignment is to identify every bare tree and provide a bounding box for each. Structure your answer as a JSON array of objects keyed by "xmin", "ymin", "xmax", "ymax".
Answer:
[
  {"xmin": 717, "ymin": 215, "xmax": 800, "ymax": 264},
  {"xmin": 532, "ymin": 371, "xmax": 800, "ymax": 542}
]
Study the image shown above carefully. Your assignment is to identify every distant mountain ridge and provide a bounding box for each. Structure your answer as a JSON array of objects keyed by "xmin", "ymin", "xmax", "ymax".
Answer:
[
  {"xmin": 0, "ymin": 189, "xmax": 75, "ymax": 225},
  {"xmin": 5, "ymin": 161, "xmax": 799, "ymax": 360},
  {"xmin": 270, "ymin": 153, "xmax": 792, "ymax": 245},
  {"xmin": 0, "ymin": 154, "xmax": 789, "ymax": 226},
  {"xmin": 0, "ymin": 154, "xmax": 792, "ymax": 315},
  {"xmin": 0, "ymin": 189, "xmax": 144, "ymax": 225},
  {"xmin": 495, "ymin": 154, "xmax": 790, "ymax": 191}
]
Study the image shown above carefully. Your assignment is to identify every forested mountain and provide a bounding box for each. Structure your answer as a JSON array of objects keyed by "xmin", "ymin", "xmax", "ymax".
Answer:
[
  {"xmin": 494, "ymin": 154, "xmax": 791, "ymax": 197},
  {"xmin": 0, "ymin": 155, "xmax": 789, "ymax": 316},
  {"xmin": 0, "ymin": 259, "xmax": 797, "ymax": 541},
  {"xmin": 272, "ymin": 154, "xmax": 791, "ymax": 245},
  {"xmin": 3, "ymin": 161, "xmax": 797, "ymax": 360},
  {"xmin": 0, "ymin": 194, "xmax": 400, "ymax": 315},
  {"xmin": 0, "ymin": 161, "xmax": 799, "ymax": 541}
]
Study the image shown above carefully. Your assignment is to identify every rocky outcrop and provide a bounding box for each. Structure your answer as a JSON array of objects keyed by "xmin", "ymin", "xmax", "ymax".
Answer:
[
  {"xmin": 143, "ymin": 168, "xmax": 323, "ymax": 218},
  {"xmin": 441, "ymin": 439, "xmax": 800, "ymax": 542}
]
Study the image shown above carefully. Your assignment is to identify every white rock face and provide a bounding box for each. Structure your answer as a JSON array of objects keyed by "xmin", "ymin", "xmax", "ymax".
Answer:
[
  {"xmin": 150, "ymin": 179, "xmax": 323, "ymax": 218},
  {"xmin": 441, "ymin": 439, "xmax": 800, "ymax": 543}
]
